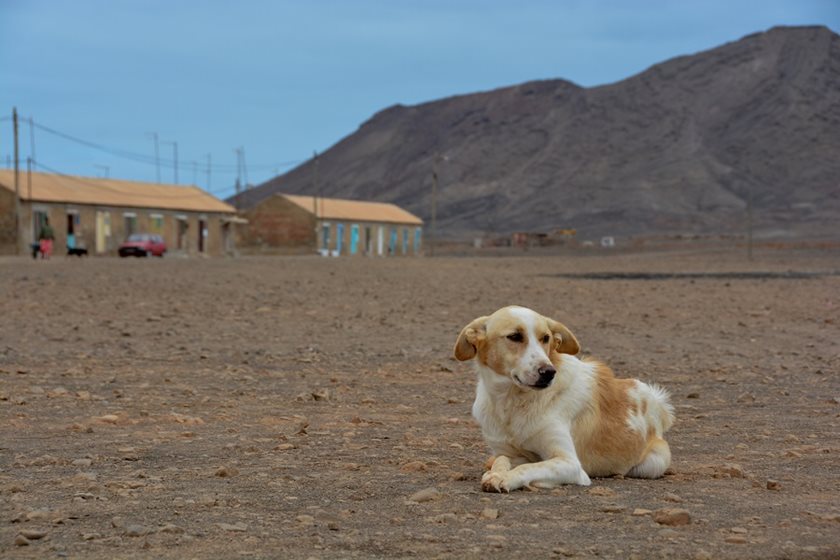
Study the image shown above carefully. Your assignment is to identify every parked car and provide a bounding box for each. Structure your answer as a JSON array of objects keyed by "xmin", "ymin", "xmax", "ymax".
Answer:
[{"xmin": 118, "ymin": 233, "xmax": 167, "ymax": 257}]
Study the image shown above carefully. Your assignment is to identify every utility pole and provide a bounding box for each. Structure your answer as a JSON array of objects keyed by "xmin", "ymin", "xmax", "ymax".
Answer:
[
  {"xmin": 234, "ymin": 148, "xmax": 242, "ymax": 210},
  {"xmin": 162, "ymin": 140, "xmax": 178, "ymax": 184},
  {"xmin": 146, "ymin": 132, "xmax": 160, "ymax": 183},
  {"xmin": 430, "ymin": 155, "xmax": 438, "ymax": 257},
  {"xmin": 13, "ymin": 107, "xmax": 21, "ymax": 255},
  {"xmin": 312, "ymin": 151, "xmax": 319, "ymax": 246},
  {"xmin": 206, "ymin": 154, "xmax": 211, "ymax": 191},
  {"xmin": 746, "ymin": 182, "xmax": 753, "ymax": 261},
  {"xmin": 28, "ymin": 117, "xmax": 36, "ymax": 163},
  {"xmin": 240, "ymin": 147, "xmax": 248, "ymax": 188}
]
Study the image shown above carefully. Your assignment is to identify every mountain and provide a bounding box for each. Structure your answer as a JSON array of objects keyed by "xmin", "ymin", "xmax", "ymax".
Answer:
[{"xmin": 231, "ymin": 26, "xmax": 840, "ymax": 240}]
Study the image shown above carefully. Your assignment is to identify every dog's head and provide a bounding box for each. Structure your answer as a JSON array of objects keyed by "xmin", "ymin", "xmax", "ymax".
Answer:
[{"xmin": 453, "ymin": 306, "xmax": 580, "ymax": 390}]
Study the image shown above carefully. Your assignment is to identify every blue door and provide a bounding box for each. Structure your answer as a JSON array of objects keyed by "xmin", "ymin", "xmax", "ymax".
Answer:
[
  {"xmin": 350, "ymin": 224, "xmax": 359, "ymax": 255},
  {"xmin": 336, "ymin": 223, "xmax": 344, "ymax": 255},
  {"xmin": 389, "ymin": 227, "xmax": 397, "ymax": 255},
  {"xmin": 402, "ymin": 228, "xmax": 408, "ymax": 255},
  {"xmin": 414, "ymin": 227, "xmax": 422, "ymax": 254}
]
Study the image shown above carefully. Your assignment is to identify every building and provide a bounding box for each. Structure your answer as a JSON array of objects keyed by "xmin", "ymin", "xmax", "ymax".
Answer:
[
  {"xmin": 0, "ymin": 170, "xmax": 239, "ymax": 256},
  {"xmin": 238, "ymin": 193, "xmax": 424, "ymax": 256}
]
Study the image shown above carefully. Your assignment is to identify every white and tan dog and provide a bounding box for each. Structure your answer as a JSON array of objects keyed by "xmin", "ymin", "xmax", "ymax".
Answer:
[{"xmin": 454, "ymin": 305, "xmax": 674, "ymax": 492}]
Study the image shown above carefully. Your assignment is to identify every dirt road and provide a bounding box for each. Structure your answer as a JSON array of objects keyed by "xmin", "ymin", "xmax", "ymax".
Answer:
[{"xmin": 1, "ymin": 249, "xmax": 839, "ymax": 559}]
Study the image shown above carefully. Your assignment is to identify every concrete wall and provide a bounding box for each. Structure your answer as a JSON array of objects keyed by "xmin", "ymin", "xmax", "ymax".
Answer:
[
  {"xmin": 12, "ymin": 201, "xmax": 233, "ymax": 257},
  {"xmin": 0, "ymin": 186, "xmax": 17, "ymax": 254}
]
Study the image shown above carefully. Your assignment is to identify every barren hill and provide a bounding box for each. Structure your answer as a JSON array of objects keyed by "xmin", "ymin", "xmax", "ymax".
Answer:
[{"xmin": 232, "ymin": 26, "xmax": 840, "ymax": 240}]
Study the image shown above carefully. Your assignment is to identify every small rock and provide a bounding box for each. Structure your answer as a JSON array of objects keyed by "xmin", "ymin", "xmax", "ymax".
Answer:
[
  {"xmin": 663, "ymin": 492, "xmax": 683, "ymax": 503},
  {"xmin": 694, "ymin": 550, "xmax": 713, "ymax": 560},
  {"xmin": 273, "ymin": 443, "xmax": 296, "ymax": 451},
  {"xmin": 717, "ymin": 463, "xmax": 744, "ymax": 478},
  {"xmin": 725, "ymin": 535, "xmax": 748, "ymax": 544},
  {"xmin": 632, "ymin": 508, "xmax": 652, "ymax": 516},
  {"xmin": 736, "ymin": 392, "xmax": 755, "ymax": 403},
  {"xmin": 72, "ymin": 458, "xmax": 92, "ymax": 467},
  {"xmin": 81, "ymin": 533, "xmax": 101, "ymax": 541},
  {"xmin": 295, "ymin": 515, "xmax": 315, "ymax": 526},
  {"xmin": 587, "ymin": 486, "xmax": 615, "ymax": 497},
  {"xmin": 15, "ymin": 534, "xmax": 30, "ymax": 546},
  {"xmin": 766, "ymin": 479, "xmax": 782, "ymax": 491},
  {"xmin": 216, "ymin": 522, "xmax": 247, "ymax": 532},
  {"xmin": 408, "ymin": 487, "xmax": 441, "ymax": 503},
  {"xmin": 95, "ymin": 414, "xmax": 120, "ymax": 424},
  {"xmin": 730, "ymin": 527, "xmax": 748, "ymax": 534},
  {"xmin": 481, "ymin": 508, "xmax": 499, "ymax": 520},
  {"xmin": 653, "ymin": 508, "xmax": 691, "ymax": 526},
  {"xmin": 158, "ymin": 524, "xmax": 184, "ymax": 534},
  {"xmin": 311, "ymin": 389, "xmax": 330, "ymax": 401},
  {"xmin": 686, "ymin": 392, "xmax": 700, "ymax": 399},
  {"xmin": 601, "ymin": 504, "xmax": 627, "ymax": 513},
  {"xmin": 124, "ymin": 524, "xmax": 147, "ymax": 537},
  {"xmin": 400, "ymin": 461, "xmax": 428, "ymax": 473},
  {"xmin": 19, "ymin": 528, "xmax": 48, "ymax": 540},
  {"xmin": 215, "ymin": 466, "xmax": 239, "ymax": 478}
]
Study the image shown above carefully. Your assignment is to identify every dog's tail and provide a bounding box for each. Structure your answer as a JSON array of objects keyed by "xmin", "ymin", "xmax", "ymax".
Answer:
[{"xmin": 646, "ymin": 383, "xmax": 675, "ymax": 434}]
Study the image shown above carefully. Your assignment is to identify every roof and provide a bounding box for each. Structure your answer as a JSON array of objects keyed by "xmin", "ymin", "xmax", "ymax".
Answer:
[
  {"xmin": 281, "ymin": 194, "xmax": 423, "ymax": 225},
  {"xmin": 0, "ymin": 170, "xmax": 235, "ymax": 214}
]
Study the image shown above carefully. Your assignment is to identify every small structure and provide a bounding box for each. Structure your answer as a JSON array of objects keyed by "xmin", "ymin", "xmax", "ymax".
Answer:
[
  {"xmin": 0, "ymin": 170, "xmax": 239, "ymax": 256},
  {"xmin": 237, "ymin": 193, "xmax": 424, "ymax": 256}
]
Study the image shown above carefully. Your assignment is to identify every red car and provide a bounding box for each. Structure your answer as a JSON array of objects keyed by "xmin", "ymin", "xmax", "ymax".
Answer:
[{"xmin": 118, "ymin": 233, "xmax": 167, "ymax": 257}]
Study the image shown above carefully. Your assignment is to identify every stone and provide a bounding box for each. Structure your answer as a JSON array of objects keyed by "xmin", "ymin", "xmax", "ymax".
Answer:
[
  {"xmin": 408, "ymin": 487, "xmax": 441, "ymax": 503},
  {"xmin": 481, "ymin": 508, "xmax": 499, "ymax": 520},
  {"xmin": 601, "ymin": 504, "xmax": 627, "ymax": 513},
  {"xmin": 663, "ymin": 492, "xmax": 683, "ymax": 503},
  {"xmin": 632, "ymin": 508, "xmax": 653, "ymax": 516},
  {"xmin": 124, "ymin": 524, "xmax": 148, "ymax": 537},
  {"xmin": 766, "ymin": 479, "xmax": 782, "ymax": 490},
  {"xmin": 19, "ymin": 528, "xmax": 48, "ymax": 540},
  {"xmin": 730, "ymin": 527, "xmax": 747, "ymax": 534},
  {"xmin": 215, "ymin": 466, "xmax": 239, "ymax": 478},
  {"xmin": 217, "ymin": 522, "xmax": 247, "ymax": 532},
  {"xmin": 587, "ymin": 486, "xmax": 615, "ymax": 497},
  {"xmin": 725, "ymin": 535, "xmax": 748, "ymax": 544},
  {"xmin": 653, "ymin": 508, "xmax": 691, "ymax": 526},
  {"xmin": 14, "ymin": 534, "xmax": 30, "ymax": 546}
]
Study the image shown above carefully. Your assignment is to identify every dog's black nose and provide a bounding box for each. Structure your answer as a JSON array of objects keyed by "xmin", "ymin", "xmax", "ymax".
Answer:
[{"xmin": 537, "ymin": 366, "xmax": 556, "ymax": 385}]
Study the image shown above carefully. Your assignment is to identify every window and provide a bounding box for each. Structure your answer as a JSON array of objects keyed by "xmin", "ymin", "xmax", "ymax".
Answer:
[
  {"xmin": 124, "ymin": 213, "xmax": 138, "ymax": 238},
  {"xmin": 150, "ymin": 214, "xmax": 164, "ymax": 234}
]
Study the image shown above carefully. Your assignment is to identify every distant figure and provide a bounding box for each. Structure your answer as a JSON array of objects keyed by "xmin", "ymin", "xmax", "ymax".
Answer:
[{"xmin": 38, "ymin": 218, "xmax": 55, "ymax": 259}]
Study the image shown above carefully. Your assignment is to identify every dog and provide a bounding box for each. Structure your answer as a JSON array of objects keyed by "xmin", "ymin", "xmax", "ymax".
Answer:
[{"xmin": 453, "ymin": 305, "xmax": 674, "ymax": 492}]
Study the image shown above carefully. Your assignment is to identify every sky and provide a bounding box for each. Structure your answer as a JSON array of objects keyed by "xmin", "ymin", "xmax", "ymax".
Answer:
[{"xmin": 1, "ymin": 0, "xmax": 838, "ymax": 200}]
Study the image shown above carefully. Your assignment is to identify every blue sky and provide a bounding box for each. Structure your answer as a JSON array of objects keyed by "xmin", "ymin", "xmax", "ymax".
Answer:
[{"xmin": 1, "ymin": 0, "xmax": 838, "ymax": 199}]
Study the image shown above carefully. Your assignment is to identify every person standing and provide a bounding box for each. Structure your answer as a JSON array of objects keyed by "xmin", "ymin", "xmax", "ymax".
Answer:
[{"xmin": 38, "ymin": 217, "xmax": 55, "ymax": 259}]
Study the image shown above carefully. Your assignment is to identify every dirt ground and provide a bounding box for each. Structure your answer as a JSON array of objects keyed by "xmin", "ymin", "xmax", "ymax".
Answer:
[{"xmin": 1, "ymin": 247, "xmax": 839, "ymax": 559}]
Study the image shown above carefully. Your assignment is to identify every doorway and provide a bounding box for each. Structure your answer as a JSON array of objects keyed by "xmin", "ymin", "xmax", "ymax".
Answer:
[{"xmin": 198, "ymin": 219, "xmax": 206, "ymax": 253}]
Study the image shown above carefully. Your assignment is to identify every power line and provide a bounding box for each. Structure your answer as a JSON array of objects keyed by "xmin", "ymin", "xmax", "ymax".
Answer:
[{"xmin": 28, "ymin": 119, "xmax": 305, "ymax": 172}]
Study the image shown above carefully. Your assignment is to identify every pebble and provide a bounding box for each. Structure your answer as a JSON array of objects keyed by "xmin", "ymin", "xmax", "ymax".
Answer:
[
  {"xmin": 730, "ymin": 527, "xmax": 747, "ymax": 534},
  {"xmin": 124, "ymin": 524, "xmax": 148, "ymax": 537},
  {"xmin": 632, "ymin": 508, "xmax": 653, "ymax": 516},
  {"xmin": 481, "ymin": 508, "xmax": 499, "ymax": 520},
  {"xmin": 215, "ymin": 466, "xmax": 239, "ymax": 478},
  {"xmin": 725, "ymin": 535, "xmax": 748, "ymax": 544},
  {"xmin": 72, "ymin": 458, "xmax": 92, "ymax": 467},
  {"xmin": 400, "ymin": 461, "xmax": 428, "ymax": 472},
  {"xmin": 81, "ymin": 532, "xmax": 101, "ymax": 540},
  {"xmin": 587, "ymin": 486, "xmax": 615, "ymax": 497},
  {"xmin": 217, "ymin": 522, "xmax": 247, "ymax": 532},
  {"xmin": 95, "ymin": 414, "xmax": 120, "ymax": 424},
  {"xmin": 408, "ymin": 487, "xmax": 441, "ymax": 503},
  {"xmin": 158, "ymin": 524, "xmax": 184, "ymax": 534},
  {"xmin": 14, "ymin": 534, "xmax": 30, "ymax": 546},
  {"xmin": 19, "ymin": 528, "xmax": 48, "ymax": 540},
  {"xmin": 663, "ymin": 492, "xmax": 683, "ymax": 503},
  {"xmin": 601, "ymin": 504, "xmax": 627, "ymax": 513},
  {"xmin": 717, "ymin": 464, "xmax": 744, "ymax": 478},
  {"xmin": 296, "ymin": 515, "xmax": 315, "ymax": 526},
  {"xmin": 766, "ymin": 479, "xmax": 782, "ymax": 491},
  {"xmin": 653, "ymin": 508, "xmax": 691, "ymax": 526}
]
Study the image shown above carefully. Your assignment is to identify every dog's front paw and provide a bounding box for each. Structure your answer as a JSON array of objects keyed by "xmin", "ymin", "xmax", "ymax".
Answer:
[
  {"xmin": 481, "ymin": 471, "xmax": 511, "ymax": 493},
  {"xmin": 577, "ymin": 470, "xmax": 592, "ymax": 486}
]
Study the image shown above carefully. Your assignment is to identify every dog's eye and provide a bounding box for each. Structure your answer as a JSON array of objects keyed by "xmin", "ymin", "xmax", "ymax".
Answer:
[
  {"xmin": 506, "ymin": 332, "xmax": 523, "ymax": 343},
  {"xmin": 542, "ymin": 334, "xmax": 550, "ymax": 344}
]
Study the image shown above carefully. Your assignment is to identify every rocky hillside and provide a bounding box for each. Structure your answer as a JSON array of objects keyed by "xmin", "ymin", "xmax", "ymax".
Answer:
[{"xmin": 232, "ymin": 26, "xmax": 840, "ymax": 240}]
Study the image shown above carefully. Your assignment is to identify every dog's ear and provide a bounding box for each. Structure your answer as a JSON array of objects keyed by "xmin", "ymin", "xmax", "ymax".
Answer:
[
  {"xmin": 546, "ymin": 317, "xmax": 580, "ymax": 355},
  {"xmin": 454, "ymin": 316, "xmax": 489, "ymax": 361}
]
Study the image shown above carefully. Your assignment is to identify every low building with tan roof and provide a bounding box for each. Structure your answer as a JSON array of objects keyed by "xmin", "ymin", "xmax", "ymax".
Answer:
[
  {"xmin": 0, "ymin": 169, "xmax": 239, "ymax": 256},
  {"xmin": 237, "ymin": 193, "xmax": 423, "ymax": 256}
]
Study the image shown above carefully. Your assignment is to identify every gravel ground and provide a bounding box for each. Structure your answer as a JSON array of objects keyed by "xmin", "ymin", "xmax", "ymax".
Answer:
[{"xmin": 1, "ymin": 247, "xmax": 839, "ymax": 559}]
